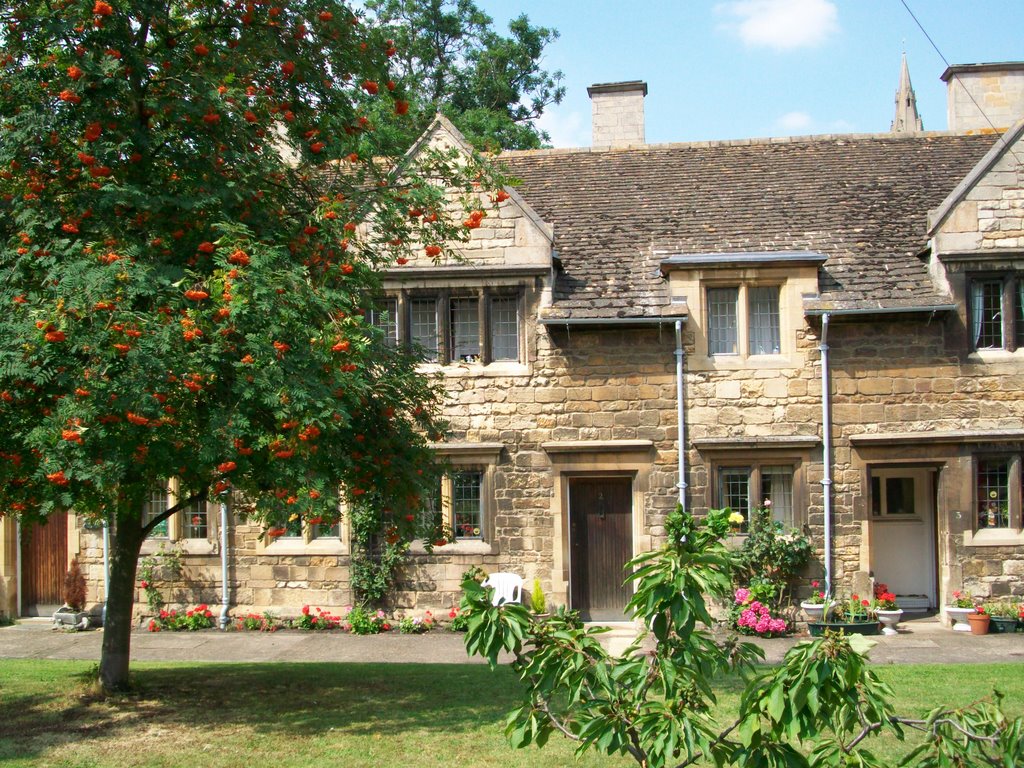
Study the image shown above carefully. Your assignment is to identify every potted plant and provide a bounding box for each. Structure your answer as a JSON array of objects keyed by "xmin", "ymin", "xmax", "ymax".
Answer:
[
  {"xmin": 982, "ymin": 601, "xmax": 1019, "ymax": 634},
  {"xmin": 529, "ymin": 579, "xmax": 547, "ymax": 616},
  {"xmin": 807, "ymin": 592, "xmax": 880, "ymax": 637},
  {"xmin": 800, "ymin": 579, "xmax": 828, "ymax": 622},
  {"xmin": 967, "ymin": 605, "xmax": 990, "ymax": 635},
  {"xmin": 944, "ymin": 590, "xmax": 976, "ymax": 632},
  {"xmin": 53, "ymin": 558, "xmax": 91, "ymax": 630},
  {"xmin": 872, "ymin": 585, "xmax": 902, "ymax": 636}
]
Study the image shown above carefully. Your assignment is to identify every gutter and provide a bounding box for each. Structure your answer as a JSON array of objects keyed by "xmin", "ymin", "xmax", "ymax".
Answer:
[
  {"xmin": 540, "ymin": 316, "xmax": 684, "ymax": 328},
  {"xmin": 819, "ymin": 313, "xmax": 834, "ymax": 598},
  {"xmin": 674, "ymin": 321, "xmax": 687, "ymax": 511},
  {"xmin": 804, "ymin": 304, "xmax": 955, "ymax": 317}
]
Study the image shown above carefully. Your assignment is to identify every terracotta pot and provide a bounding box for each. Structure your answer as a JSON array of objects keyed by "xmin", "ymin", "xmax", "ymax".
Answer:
[{"xmin": 967, "ymin": 612, "xmax": 990, "ymax": 636}]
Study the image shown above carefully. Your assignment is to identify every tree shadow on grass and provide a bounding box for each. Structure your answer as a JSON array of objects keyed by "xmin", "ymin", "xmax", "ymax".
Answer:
[{"xmin": 1, "ymin": 662, "xmax": 525, "ymax": 763}]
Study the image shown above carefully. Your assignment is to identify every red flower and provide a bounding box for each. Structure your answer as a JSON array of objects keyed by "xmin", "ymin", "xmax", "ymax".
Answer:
[
  {"xmin": 244, "ymin": 110, "xmax": 257, "ymax": 123},
  {"xmin": 331, "ymin": 340, "xmax": 350, "ymax": 353},
  {"xmin": 309, "ymin": 141, "xmax": 325, "ymax": 153},
  {"xmin": 361, "ymin": 80, "xmax": 378, "ymax": 95},
  {"xmin": 84, "ymin": 122, "xmax": 102, "ymax": 141},
  {"xmin": 318, "ymin": 11, "xmax": 332, "ymax": 21},
  {"xmin": 424, "ymin": 244, "xmax": 441, "ymax": 257},
  {"xmin": 202, "ymin": 111, "xmax": 220, "ymax": 125},
  {"xmin": 93, "ymin": 1, "xmax": 113, "ymax": 16},
  {"xmin": 59, "ymin": 89, "xmax": 81, "ymax": 104},
  {"xmin": 302, "ymin": 605, "xmax": 311, "ymax": 615},
  {"xmin": 193, "ymin": 43, "xmax": 209, "ymax": 56},
  {"xmin": 44, "ymin": 330, "xmax": 66, "ymax": 342},
  {"xmin": 228, "ymin": 249, "xmax": 249, "ymax": 266},
  {"xmin": 281, "ymin": 61, "xmax": 295, "ymax": 77},
  {"xmin": 217, "ymin": 461, "xmax": 237, "ymax": 473},
  {"xmin": 198, "ymin": 241, "xmax": 216, "ymax": 254},
  {"xmin": 184, "ymin": 289, "xmax": 209, "ymax": 300},
  {"xmin": 394, "ymin": 100, "xmax": 409, "ymax": 116},
  {"xmin": 67, "ymin": 65, "xmax": 84, "ymax": 80}
]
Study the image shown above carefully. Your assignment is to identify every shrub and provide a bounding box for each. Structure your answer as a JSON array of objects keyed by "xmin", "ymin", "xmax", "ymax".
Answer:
[
  {"xmin": 236, "ymin": 612, "xmax": 282, "ymax": 632},
  {"xmin": 148, "ymin": 604, "xmax": 215, "ymax": 632},
  {"xmin": 345, "ymin": 605, "xmax": 391, "ymax": 634},
  {"xmin": 295, "ymin": 605, "xmax": 341, "ymax": 631},
  {"xmin": 529, "ymin": 579, "xmax": 546, "ymax": 614},
  {"xmin": 64, "ymin": 558, "xmax": 87, "ymax": 612}
]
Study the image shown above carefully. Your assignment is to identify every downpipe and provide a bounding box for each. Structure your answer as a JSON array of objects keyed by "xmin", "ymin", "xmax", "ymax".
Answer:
[
  {"xmin": 674, "ymin": 321, "xmax": 688, "ymax": 511},
  {"xmin": 102, "ymin": 521, "xmax": 111, "ymax": 625},
  {"xmin": 219, "ymin": 497, "xmax": 231, "ymax": 630},
  {"xmin": 819, "ymin": 313, "xmax": 834, "ymax": 597}
]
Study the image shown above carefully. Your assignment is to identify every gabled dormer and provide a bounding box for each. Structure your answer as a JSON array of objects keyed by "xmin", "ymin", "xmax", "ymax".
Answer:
[{"xmin": 376, "ymin": 115, "xmax": 555, "ymax": 374}]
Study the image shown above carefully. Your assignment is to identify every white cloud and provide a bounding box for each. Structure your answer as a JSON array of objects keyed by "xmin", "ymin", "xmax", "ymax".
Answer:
[
  {"xmin": 776, "ymin": 111, "xmax": 813, "ymax": 131},
  {"xmin": 535, "ymin": 107, "xmax": 589, "ymax": 149},
  {"xmin": 716, "ymin": 0, "xmax": 839, "ymax": 51}
]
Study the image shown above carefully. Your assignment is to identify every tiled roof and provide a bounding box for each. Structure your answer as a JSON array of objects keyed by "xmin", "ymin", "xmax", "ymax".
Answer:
[{"xmin": 499, "ymin": 133, "xmax": 996, "ymax": 318}]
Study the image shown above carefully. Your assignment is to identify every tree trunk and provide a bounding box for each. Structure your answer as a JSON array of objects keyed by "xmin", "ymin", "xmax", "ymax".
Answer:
[{"xmin": 98, "ymin": 520, "xmax": 145, "ymax": 691}]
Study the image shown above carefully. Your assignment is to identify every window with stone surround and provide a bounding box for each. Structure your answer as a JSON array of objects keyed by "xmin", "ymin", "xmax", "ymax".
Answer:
[
  {"xmin": 420, "ymin": 469, "xmax": 486, "ymax": 541},
  {"xmin": 969, "ymin": 273, "xmax": 1024, "ymax": 352},
  {"xmin": 714, "ymin": 463, "xmax": 797, "ymax": 531},
  {"xmin": 706, "ymin": 285, "xmax": 781, "ymax": 357},
  {"xmin": 411, "ymin": 443, "xmax": 502, "ymax": 554},
  {"xmin": 975, "ymin": 456, "xmax": 1021, "ymax": 530},
  {"xmin": 141, "ymin": 480, "xmax": 217, "ymax": 552},
  {"xmin": 380, "ymin": 290, "xmax": 522, "ymax": 366}
]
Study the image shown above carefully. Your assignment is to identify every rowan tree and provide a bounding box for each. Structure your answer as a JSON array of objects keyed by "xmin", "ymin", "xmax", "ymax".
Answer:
[{"xmin": 0, "ymin": 0, "xmax": 500, "ymax": 690}]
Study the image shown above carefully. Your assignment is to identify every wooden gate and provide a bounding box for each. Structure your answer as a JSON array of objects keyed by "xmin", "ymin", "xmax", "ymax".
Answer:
[
  {"xmin": 20, "ymin": 513, "xmax": 68, "ymax": 614},
  {"xmin": 568, "ymin": 477, "xmax": 633, "ymax": 621}
]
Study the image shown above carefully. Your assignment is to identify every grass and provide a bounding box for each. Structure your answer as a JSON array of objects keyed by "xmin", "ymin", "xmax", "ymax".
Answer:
[{"xmin": 1, "ymin": 660, "xmax": 1022, "ymax": 767}]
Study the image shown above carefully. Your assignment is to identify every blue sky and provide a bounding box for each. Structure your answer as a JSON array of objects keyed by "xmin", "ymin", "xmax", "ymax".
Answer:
[{"xmin": 474, "ymin": 0, "xmax": 1024, "ymax": 147}]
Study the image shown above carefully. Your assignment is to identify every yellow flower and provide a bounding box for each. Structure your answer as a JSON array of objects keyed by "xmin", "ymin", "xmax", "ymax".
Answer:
[{"xmin": 728, "ymin": 511, "xmax": 745, "ymax": 526}]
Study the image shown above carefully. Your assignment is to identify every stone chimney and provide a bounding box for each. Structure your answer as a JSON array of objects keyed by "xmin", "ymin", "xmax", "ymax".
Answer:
[
  {"xmin": 942, "ymin": 62, "xmax": 1024, "ymax": 134},
  {"xmin": 588, "ymin": 80, "xmax": 647, "ymax": 148}
]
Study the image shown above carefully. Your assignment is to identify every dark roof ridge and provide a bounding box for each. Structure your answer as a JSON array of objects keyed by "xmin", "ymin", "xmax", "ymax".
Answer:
[{"xmin": 499, "ymin": 130, "xmax": 983, "ymax": 158}]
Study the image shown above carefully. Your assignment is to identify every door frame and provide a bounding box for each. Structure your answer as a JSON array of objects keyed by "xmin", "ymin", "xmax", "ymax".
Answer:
[
  {"xmin": 567, "ymin": 475, "xmax": 635, "ymax": 620},
  {"xmin": 866, "ymin": 465, "xmax": 939, "ymax": 609},
  {"xmin": 543, "ymin": 440, "xmax": 656, "ymax": 619}
]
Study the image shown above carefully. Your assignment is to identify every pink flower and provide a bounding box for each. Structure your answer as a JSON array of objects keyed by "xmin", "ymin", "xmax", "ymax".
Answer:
[{"xmin": 734, "ymin": 588, "xmax": 751, "ymax": 605}]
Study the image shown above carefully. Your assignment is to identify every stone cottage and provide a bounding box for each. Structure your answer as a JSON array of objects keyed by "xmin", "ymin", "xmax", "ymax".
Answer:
[{"xmin": 4, "ymin": 61, "xmax": 1024, "ymax": 623}]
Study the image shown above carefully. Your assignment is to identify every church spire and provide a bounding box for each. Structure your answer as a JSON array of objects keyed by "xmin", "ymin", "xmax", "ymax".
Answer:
[{"xmin": 891, "ymin": 52, "xmax": 924, "ymax": 133}]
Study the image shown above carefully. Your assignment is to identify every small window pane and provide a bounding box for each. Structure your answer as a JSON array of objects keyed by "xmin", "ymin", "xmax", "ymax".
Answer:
[
  {"xmin": 719, "ymin": 468, "xmax": 750, "ymax": 529},
  {"xmin": 972, "ymin": 280, "xmax": 1003, "ymax": 349},
  {"xmin": 490, "ymin": 296, "xmax": 519, "ymax": 361},
  {"xmin": 748, "ymin": 287, "xmax": 781, "ymax": 355},
  {"xmin": 707, "ymin": 288, "xmax": 738, "ymax": 355},
  {"xmin": 284, "ymin": 513, "xmax": 303, "ymax": 538},
  {"xmin": 761, "ymin": 466, "xmax": 793, "ymax": 526},
  {"xmin": 977, "ymin": 459, "xmax": 1009, "ymax": 529},
  {"xmin": 1015, "ymin": 277, "xmax": 1024, "ymax": 348},
  {"xmin": 311, "ymin": 521, "xmax": 340, "ymax": 539},
  {"xmin": 451, "ymin": 298, "xmax": 480, "ymax": 363},
  {"xmin": 183, "ymin": 500, "xmax": 208, "ymax": 539},
  {"xmin": 409, "ymin": 298, "xmax": 438, "ymax": 362},
  {"xmin": 143, "ymin": 485, "xmax": 169, "ymax": 538},
  {"xmin": 452, "ymin": 470, "xmax": 483, "ymax": 540},
  {"xmin": 368, "ymin": 298, "xmax": 398, "ymax": 347},
  {"xmin": 871, "ymin": 476, "xmax": 881, "ymax": 516},
  {"xmin": 885, "ymin": 477, "xmax": 915, "ymax": 516}
]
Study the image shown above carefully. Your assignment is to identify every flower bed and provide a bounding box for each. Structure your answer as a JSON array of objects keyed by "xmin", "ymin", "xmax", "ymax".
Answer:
[{"xmin": 730, "ymin": 587, "xmax": 788, "ymax": 637}]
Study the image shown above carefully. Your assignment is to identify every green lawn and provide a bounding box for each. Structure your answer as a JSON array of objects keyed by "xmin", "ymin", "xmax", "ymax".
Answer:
[{"xmin": 1, "ymin": 660, "xmax": 1021, "ymax": 767}]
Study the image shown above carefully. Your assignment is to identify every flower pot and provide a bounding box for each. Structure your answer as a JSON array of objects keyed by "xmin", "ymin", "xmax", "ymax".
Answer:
[
  {"xmin": 967, "ymin": 612, "xmax": 990, "ymax": 635},
  {"xmin": 53, "ymin": 606, "xmax": 90, "ymax": 630},
  {"xmin": 944, "ymin": 606, "xmax": 974, "ymax": 632},
  {"xmin": 989, "ymin": 616, "xmax": 1017, "ymax": 634},
  {"xmin": 807, "ymin": 620, "xmax": 880, "ymax": 637},
  {"xmin": 800, "ymin": 602, "xmax": 826, "ymax": 623},
  {"xmin": 876, "ymin": 609, "xmax": 903, "ymax": 636}
]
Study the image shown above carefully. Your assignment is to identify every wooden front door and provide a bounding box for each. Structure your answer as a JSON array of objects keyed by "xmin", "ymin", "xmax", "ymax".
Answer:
[
  {"xmin": 569, "ymin": 477, "xmax": 633, "ymax": 621},
  {"xmin": 20, "ymin": 513, "xmax": 68, "ymax": 615}
]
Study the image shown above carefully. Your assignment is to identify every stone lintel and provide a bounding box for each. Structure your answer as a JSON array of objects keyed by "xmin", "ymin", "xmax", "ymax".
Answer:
[
  {"xmin": 850, "ymin": 429, "xmax": 1024, "ymax": 447},
  {"xmin": 542, "ymin": 440, "xmax": 654, "ymax": 455},
  {"xmin": 692, "ymin": 436, "xmax": 821, "ymax": 451}
]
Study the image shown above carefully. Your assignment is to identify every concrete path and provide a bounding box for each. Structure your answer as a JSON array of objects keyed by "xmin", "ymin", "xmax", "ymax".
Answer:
[{"xmin": 1, "ymin": 613, "xmax": 1022, "ymax": 666}]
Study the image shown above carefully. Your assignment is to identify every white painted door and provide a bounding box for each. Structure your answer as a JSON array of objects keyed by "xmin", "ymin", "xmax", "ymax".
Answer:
[{"xmin": 869, "ymin": 468, "xmax": 937, "ymax": 609}]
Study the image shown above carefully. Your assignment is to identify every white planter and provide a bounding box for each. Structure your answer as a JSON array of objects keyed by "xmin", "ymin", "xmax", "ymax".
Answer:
[
  {"xmin": 876, "ymin": 609, "xmax": 903, "ymax": 636},
  {"xmin": 801, "ymin": 602, "xmax": 826, "ymax": 622},
  {"xmin": 944, "ymin": 606, "xmax": 974, "ymax": 632}
]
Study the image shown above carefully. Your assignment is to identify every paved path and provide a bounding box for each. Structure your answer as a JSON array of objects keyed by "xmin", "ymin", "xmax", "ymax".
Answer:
[{"xmin": 2, "ymin": 614, "xmax": 1022, "ymax": 666}]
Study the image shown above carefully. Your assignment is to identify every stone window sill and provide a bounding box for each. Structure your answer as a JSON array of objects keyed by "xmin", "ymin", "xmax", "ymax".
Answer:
[
  {"xmin": 409, "ymin": 539, "xmax": 498, "ymax": 556},
  {"xmin": 962, "ymin": 529, "xmax": 1024, "ymax": 547}
]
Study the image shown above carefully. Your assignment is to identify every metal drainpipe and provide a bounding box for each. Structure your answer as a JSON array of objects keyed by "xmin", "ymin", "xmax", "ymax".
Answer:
[
  {"xmin": 102, "ymin": 521, "xmax": 110, "ymax": 625},
  {"xmin": 219, "ymin": 498, "xmax": 231, "ymax": 629},
  {"xmin": 15, "ymin": 521, "xmax": 22, "ymax": 617},
  {"xmin": 675, "ymin": 321, "xmax": 688, "ymax": 511},
  {"xmin": 819, "ymin": 313, "xmax": 834, "ymax": 597}
]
